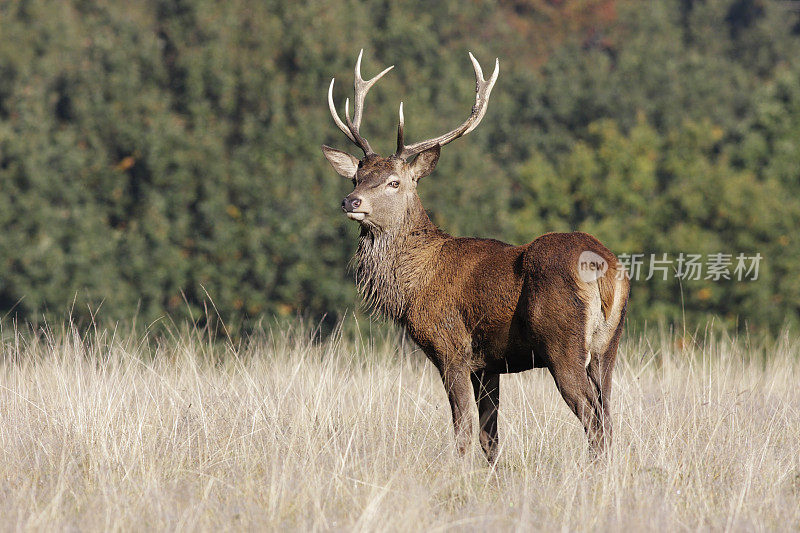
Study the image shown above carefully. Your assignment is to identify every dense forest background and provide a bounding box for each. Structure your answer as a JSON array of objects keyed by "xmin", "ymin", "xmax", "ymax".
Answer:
[{"xmin": 1, "ymin": 0, "xmax": 799, "ymax": 333}]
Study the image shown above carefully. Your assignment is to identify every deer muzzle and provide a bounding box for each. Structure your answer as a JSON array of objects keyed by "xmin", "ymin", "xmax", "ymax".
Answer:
[{"xmin": 342, "ymin": 195, "xmax": 367, "ymax": 220}]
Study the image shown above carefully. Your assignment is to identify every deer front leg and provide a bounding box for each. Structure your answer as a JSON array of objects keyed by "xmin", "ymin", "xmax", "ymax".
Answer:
[
  {"xmin": 471, "ymin": 370, "xmax": 500, "ymax": 465},
  {"xmin": 439, "ymin": 364, "xmax": 474, "ymax": 457}
]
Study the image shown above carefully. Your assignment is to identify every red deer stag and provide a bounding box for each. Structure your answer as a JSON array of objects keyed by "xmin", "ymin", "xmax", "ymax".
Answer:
[{"xmin": 322, "ymin": 50, "xmax": 630, "ymax": 463}]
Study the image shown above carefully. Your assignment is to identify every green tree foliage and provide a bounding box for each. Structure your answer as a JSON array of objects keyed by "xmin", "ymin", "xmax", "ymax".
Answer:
[{"xmin": 0, "ymin": 0, "xmax": 798, "ymax": 332}]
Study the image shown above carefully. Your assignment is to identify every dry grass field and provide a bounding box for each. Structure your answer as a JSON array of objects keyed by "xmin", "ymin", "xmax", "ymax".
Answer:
[{"xmin": 1, "ymin": 319, "xmax": 799, "ymax": 531}]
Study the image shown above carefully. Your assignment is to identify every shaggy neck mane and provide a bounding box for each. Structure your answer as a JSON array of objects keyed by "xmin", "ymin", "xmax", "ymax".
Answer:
[{"xmin": 353, "ymin": 199, "xmax": 447, "ymax": 320}]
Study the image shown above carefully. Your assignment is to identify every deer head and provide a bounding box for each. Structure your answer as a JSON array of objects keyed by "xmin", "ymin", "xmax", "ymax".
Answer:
[{"xmin": 321, "ymin": 50, "xmax": 499, "ymax": 233}]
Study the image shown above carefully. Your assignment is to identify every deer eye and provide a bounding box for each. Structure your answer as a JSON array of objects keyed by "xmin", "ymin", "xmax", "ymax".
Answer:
[{"xmin": 388, "ymin": 180, "xmax": 400, "ymax": 188}]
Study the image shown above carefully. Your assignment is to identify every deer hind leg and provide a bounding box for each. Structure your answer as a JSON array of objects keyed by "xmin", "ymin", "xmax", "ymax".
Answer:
[
  {"xmin": 590, "ymin": 306, "xmax": 626, "ymax": 449},
  {"xmin": 471, "ymin": 370, "xmax": 500, "ymax": 465},
  {"xmin": 586, "ymin": 353, "xmax": 612, "ymax": 450},
  {"xmin": 546, "ymin": 338, "xmax": 608, "ymax": 455}
]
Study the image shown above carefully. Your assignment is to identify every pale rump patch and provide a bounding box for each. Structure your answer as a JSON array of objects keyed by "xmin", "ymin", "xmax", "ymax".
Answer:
[
  {"xmin": 584, "ymin": 272, "xmax": 626, "ymax": 357},
  {"xmin": 585, "ymin": 350, "xmax": 591, "ymax": 368}
]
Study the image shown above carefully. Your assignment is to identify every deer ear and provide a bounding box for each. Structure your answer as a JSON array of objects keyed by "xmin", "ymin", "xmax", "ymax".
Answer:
[
  {"xmin": 409, "ymin": 145, "xmax": 440, "ymax": 181},
  {"xmin": 321, "ymin": 145, "xmax": 360, "ymax": 178}
]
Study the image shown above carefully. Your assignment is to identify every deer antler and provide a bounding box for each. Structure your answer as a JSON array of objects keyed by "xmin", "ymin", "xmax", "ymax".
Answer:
[
  {"xmin": 395, "ymin": 52, "xmax": 499, "ymax": 160},
  {"xmin": 327, "ymin": 49, "xmax": 393, "ymax": 156}
]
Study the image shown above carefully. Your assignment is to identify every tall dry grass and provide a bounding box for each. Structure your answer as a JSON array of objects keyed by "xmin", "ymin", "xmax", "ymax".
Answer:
[{"xmin": 1, "ymin": 319, "xmax": 799, "ymax": 531}]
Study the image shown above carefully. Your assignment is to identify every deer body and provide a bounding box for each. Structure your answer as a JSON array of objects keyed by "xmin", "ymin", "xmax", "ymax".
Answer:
[{"xmin": 323, "ymin": 51, "xmax": 629, "ymax": 462}]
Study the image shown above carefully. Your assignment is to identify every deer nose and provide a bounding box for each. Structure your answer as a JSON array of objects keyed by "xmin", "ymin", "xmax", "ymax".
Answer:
[{"xmin": 342, "ymin": 196, "xmax": 362, "ymax": 212}]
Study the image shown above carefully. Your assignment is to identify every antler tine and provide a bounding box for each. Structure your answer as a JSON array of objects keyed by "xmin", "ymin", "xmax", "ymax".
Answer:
[
  {"xmin": 464, "ymin": 53, "xmax": 499, "ymax": 135},
  {"xmin": 328, "ymin": 79, "xmax": 356, "ymax": 143},
  {"xmin": 353, "ymin": 49, "xmax": 394, "ymax": 132},
  {"xmin": 395, "ymin": 52, "xmax": 499, "ymax": 160},
  {"xmin": 345, "ymin": 102, "xmax": 374, "ymax": 155},
  {"xmin": 327, "ymin": 49, "xmax": 393, "ymax": 156},
  {"xmin": 396, "ymin": 102, "xmax": 405, "ymax": 154}
]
